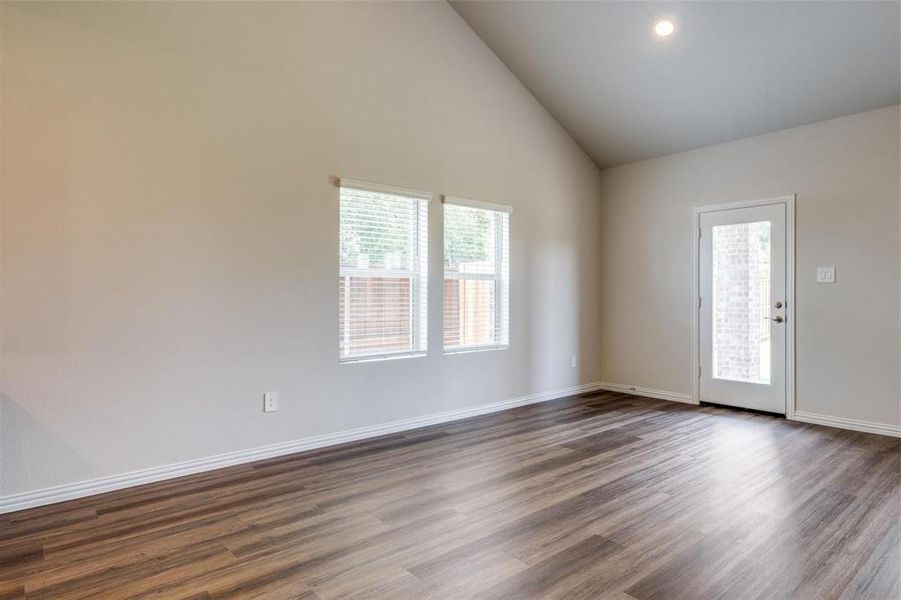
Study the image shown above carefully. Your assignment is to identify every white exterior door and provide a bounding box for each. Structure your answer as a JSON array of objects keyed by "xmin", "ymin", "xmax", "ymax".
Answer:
[{"xmin": 698, "ymin": 203, "xmax": 787, "ymax": 414}]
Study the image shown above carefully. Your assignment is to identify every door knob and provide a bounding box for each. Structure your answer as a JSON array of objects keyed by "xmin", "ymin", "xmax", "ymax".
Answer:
[{"xmin": 765, "ymin": 316, "xmax": 784, "ymax": 323}]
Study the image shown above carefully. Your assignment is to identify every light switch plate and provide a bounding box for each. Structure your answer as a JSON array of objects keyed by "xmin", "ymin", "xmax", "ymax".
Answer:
[{"xmin": 816, "ymin": 267, "xmax": 835, "ymax": 283}]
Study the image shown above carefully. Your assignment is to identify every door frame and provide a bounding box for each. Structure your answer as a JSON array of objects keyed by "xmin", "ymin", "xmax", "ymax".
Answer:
[{"xmin": 691, "ymin": 195, "xmax": 796, "ymax": 418}]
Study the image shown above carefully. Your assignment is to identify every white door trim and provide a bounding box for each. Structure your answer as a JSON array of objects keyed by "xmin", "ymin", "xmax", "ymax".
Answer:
[{"xmin": 691, "ymin": 195, "xmax": 795, "ymax": 418}]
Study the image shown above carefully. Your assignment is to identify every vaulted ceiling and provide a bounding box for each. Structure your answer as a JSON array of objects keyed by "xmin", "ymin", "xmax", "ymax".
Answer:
[{"xmin": 452, "ymin": 1, "xmax": 901, "ymax": 168}]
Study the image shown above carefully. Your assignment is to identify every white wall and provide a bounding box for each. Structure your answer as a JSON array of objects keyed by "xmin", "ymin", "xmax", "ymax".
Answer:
[
  {"xmin": 0, "ymin": 2, "xmax": 602, "ymax": 498},
  {"xmin": 598, "ymin": 106, "xmax": 900, "ymax": 428}
]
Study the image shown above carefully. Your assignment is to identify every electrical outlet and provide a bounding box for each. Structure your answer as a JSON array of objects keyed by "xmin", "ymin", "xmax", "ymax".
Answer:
[
  {"xmin": 570, "ymin": 354, "xmax": 577, "ymax": 368},
  {"xmin": 263, "ymin": 391, "xmax": 279, "ymax": 413}
]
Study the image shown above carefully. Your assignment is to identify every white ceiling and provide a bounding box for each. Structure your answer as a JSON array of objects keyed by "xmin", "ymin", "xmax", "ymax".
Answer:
[{"xmin": 451, "ymin": 1, "xmax": 901, "ymax": 168}]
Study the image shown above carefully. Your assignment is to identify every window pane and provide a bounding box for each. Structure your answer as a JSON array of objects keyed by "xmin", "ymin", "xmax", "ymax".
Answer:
[
  {"xmin": 444, "ymin": 204, "xmax": 497, "ymax": 275},
  {"xmin": 712, "ymin": 221, "xmax": 771, "ymax": 384},
  {"xmin": 444, "ymin": 278, "xmax": 496, "ymax": 348},
  {"xmin": 340, "ymin": 276, "xmax": 412, "ymax": 358},
  {"xmin": 339, "ymin": 184, "xmax": 427, "ymax": 360},
  {"xmin": 340, "ymin": 188, "xmax": 417, "ymax": 271}
]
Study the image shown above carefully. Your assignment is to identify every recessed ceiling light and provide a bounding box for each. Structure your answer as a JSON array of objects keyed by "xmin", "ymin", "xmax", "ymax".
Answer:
[{"xmin": 654, "ymin": 19, "xmax": 675, "ymax": 37}]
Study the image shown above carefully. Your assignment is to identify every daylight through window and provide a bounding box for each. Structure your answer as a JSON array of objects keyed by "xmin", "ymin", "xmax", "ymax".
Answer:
[
  {"xmin": 339, "ymin": 181, "xmax": 429, "ymax": 361},
  {"xmin": 443, "ymin": 198, "xmax": 510, "ymax": 352}
]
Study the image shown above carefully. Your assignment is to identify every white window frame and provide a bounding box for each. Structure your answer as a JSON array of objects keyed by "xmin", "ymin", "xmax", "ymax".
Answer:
[
  {"xmin": 442, "ymin": 196, "xmax": 511, "ymax": 354},
  {"xmin": 339, "ymin": 178, "xmax": 430, "ymax": 363}
]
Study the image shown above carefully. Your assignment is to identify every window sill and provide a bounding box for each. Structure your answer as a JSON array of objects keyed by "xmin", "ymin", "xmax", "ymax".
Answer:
[
  {"xmin": 340, "ymin": 352, "xmax": 427, "ymax": 365},
  {"xmin": 443, "ymin": 345, "xmax": 509, "ymax": 356}
]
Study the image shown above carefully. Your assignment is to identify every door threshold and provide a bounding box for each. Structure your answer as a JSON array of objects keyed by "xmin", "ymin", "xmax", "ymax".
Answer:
[{"xmin": 700, "ymin": 401, "xmax": 787, "ymax": 418}]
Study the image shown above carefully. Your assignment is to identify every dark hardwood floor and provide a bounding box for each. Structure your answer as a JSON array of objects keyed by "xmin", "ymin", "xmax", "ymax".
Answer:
[{"xmin": 1, "ymin": 391, "xmax": 899, "ymax": 599}]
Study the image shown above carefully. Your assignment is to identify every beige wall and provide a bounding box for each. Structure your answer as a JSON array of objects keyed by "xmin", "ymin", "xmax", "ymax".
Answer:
[
  {"xmin": 0, "ymin": 2, "xmax": 602, "ymax": 497},
  {"xmin": 598, "ymin": 106, "xmax": 900, "ymax": 427}
]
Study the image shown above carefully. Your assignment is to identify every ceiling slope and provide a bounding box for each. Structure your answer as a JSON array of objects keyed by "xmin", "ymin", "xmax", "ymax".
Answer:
[{"xmin": 451, "ymin": 1, "xmax": 901, "ymax": 167}]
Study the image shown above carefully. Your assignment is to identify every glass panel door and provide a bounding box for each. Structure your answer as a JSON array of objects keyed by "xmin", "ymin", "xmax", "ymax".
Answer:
[{"xmin": 699, "ymin": 203, "xmax": 786, "ymax": 414}]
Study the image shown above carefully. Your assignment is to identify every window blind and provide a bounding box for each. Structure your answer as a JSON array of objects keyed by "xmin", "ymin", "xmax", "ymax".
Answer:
[
  {"xmin": 443, "ymin": 199, "xmax": 510, "ymax": 352},
  {"xmin": 339, "ymin": 181, "xmax": 429, "ymax": 361}
]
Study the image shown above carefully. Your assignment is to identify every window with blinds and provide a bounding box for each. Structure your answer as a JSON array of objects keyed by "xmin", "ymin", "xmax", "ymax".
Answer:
[
  {"xmin": 443, "ymin": 198, "xmax": 510, "ymax": 352},
  {"xmin": 339, "ymin": 180, "xmax": 429, "ymax": 362}
]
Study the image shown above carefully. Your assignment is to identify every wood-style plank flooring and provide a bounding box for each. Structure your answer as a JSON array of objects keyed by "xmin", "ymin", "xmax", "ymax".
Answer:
[{"xmin": 1, "ymin": 391, "xmax": 899, "ymax": 599}]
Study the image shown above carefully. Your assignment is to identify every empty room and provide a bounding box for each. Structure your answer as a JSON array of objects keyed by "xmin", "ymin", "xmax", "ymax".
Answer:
[{"xmin": 1, "ymin": 1, "xmax": 899, "ymax": 598}]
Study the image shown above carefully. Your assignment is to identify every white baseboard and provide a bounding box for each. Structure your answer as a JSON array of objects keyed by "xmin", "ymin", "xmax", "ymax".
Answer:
[
  {"xmin": 602, "ymin": 383, "xmax": 901, "ymax": 438},
  {"xmin": 0, "ymin": 381, "xmax": 607, "ymax": 514},
  {"xmin": 7, "ymin": 382, "xmax": 892, "ymax": 514},
  {"xmin": 791, "ymin": 411, "xmax": 901, "ymax": 438},
  {"xmin": 596, "ymin": 382, "xmax": 695, "ymax": 404}
]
